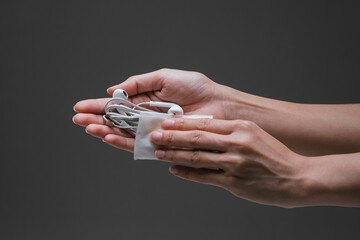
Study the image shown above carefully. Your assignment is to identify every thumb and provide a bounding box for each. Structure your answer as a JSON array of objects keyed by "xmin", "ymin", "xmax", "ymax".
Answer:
[{"xmin": 107, "ymin": 69, "xmax": 165, "ymax": 96}]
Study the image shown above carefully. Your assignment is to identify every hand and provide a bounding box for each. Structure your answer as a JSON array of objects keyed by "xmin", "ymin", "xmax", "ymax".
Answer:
[
  {"xmin": 150, "ymin": 118, "xmax": 312, "ymax": 208},
  {"xmin": 73, "ymin": 68, "xmax": 233, "ymax": 152}
]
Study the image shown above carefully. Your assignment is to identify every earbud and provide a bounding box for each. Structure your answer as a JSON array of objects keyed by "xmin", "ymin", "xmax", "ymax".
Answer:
[
  {"xmin": 112, "ymin": 89, "xmax": 128, "ymax": 104},
  {"xmin": 168, "ymin": 105, "xmax": 184, "ymax": 115},
  {"xmin": 112, "ymin": 89, "xmax": 130, "ymax": 115},
  {"xmin": 149, "ymin": 102, "xmax": 184, "ymax": 115}
]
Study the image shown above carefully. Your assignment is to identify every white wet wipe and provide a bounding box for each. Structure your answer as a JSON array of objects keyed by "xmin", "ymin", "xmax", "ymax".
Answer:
[{"xmin": 134, "ymin": 111, "xmax": 213, "ymax": 160}]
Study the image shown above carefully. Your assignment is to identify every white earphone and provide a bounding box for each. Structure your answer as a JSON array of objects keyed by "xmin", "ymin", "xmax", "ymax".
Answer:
[
  {"xmin": 112, "ymin": 89, "xmax": 128, "ymax": 102},
  {"xmin": 103, "ymin": 89, "xmax": 184, "ymax": 134}
]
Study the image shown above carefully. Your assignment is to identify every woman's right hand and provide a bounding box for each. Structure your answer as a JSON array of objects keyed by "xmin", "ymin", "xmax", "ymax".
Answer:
[{"xmin": 73, "ymin": 69, "xmax": 236, "ymax": 152}]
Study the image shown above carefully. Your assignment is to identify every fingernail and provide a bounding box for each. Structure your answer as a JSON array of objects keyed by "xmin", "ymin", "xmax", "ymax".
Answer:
[
  {"xmin": 163, "ymin": 119, "xmax": 175, "ymax": 128},
  {"xmin": 85, "ymin": 128, "xmax": 88, "ymax": 133},
  {"xmin": 73, "ymin": 105, "xmax": 77, "ymax": 112},
  {"xmin": 155, "ymin": 150, "xmax": 165, "ymax": 159},
  {"xmin": 151, "ymin": 131, "xmax": 163, "ymax": 142},
  {"xmin": 102, "ymin": 139, "xmax": 106, "ymax": 142},
  {"xmin": 170, "ymin": 166, "xmax": 179, "ymax": 175},
  {"xmin": 107, "ymin": 87, "xmax": 112, "ymax": 94},
  {"xmin": 72, "ymin": 116, "xmax": 76, "ymax": 123}
]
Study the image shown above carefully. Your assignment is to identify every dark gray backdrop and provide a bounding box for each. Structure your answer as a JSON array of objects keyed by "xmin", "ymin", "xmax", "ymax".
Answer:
[{"xmin": 1, "ymin": 0, "xmax": 359, "ymax": 239}]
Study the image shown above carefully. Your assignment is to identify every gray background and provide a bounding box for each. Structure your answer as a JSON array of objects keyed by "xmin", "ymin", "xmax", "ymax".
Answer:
[{"xmin": 1, "ymin": 0, "xmax": 360, "ymax": 239}]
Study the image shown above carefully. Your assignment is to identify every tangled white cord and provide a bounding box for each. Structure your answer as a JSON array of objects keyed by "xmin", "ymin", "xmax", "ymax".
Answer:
[{"xmin": 103, "ymin": 89, "xmax": 184, "ymax": 135}]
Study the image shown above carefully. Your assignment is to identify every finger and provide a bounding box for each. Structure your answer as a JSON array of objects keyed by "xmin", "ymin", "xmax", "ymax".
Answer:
[
  {"xmin": 103, "ymin": 134, "xmax": 135, "ymax": 152},
  {"xmin": 155, "ymin": 149, "xmax": 223, "ymax": 169},
  {"xmin": 74, "ymin": 98, "xmax": 109, "ymax": 114},
  {"xmin": 73, "ymin": 94, "xmax": 159, "ymax": 115},
  {"xmin": 151, "ymin": 130, "xmax": 227, "ymax": 151},
  {"xmin": 85, "ymin": 124, "xmax": 134, "ymax": 139},
  {"xmin": 169, "ymin": 165, "xmax": 226, "ymax": 188},
  {"xmin": 162, "ymin": 118, "xmax": 235, "ymax": 135},
  {"xmin": 107, "ymin": 69, "xmax": 164, "ymax": 96},
  {"xmin": 73, "ymin": 113, "xmax": 107, "ymax": 127}
]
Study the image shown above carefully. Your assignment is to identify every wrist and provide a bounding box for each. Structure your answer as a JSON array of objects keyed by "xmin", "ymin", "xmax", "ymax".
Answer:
[
  {"xmin": 288, "ymin": 154, "xmax": 322, "ymax": 207},
  {"xmin": 267, "ymin": 153, "xmax": 328, "ymax": 208},
  {"xmin": 297, "ymin": 153, "xmax": 360, "ymax": 207},
  {"xmin": 297, "ymin": 155, "xmax": 337, "ymax": 207},
  {"xmin": 213, "ymin": 83, "xmax": 250, "ymax": 120},
  {"xmin": 215, "ymin": 83, "xmax": 274, "ymax": 121},
  {"xmin": 278, "ymin": 154, "xmax": 317, "ymax": 208}
]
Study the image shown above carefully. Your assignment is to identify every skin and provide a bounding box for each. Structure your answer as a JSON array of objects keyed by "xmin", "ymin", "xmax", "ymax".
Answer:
[
  {"xmin": 151, "ymin": 118, "xmax": 360, "ymax": 208},
  {"xmin": 73, "ymin": 68, "xmax": 360, "ymax": 208}
]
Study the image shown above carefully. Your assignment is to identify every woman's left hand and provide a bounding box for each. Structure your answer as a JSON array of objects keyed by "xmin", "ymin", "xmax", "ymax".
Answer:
[{"xmin": 151, "ymin": 118, "xmax": 312, "ymax": 208}]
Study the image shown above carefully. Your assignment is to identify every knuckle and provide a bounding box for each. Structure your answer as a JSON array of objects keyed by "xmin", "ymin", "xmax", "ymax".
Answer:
[
  {"xmin": 238, "ymin": 134, "xmax": 254, "ymax": 148},
  {"xmin": 126, "ymin": 75, "xmax": 137, "ymax": 82},
  {"xmin": 192, "ymin": 71, "xmax": 206, "ymax": 80},
  {"xmin": 158, "ymin": 68, "xmax": 170, "ymax": 75},
  {"xmin": 151, "ymin": 69, "xmax": 167, "ymax": 80},
  {"xmin": 220, "ymin": 158, "xmax": 233, "ymax": 169},
  {"xmin": 159, "ymin": 68, "xmax": 169, "ymax": 72},
  {"xmin": 165, "ymin": 150, "xmax": 175, "ymax": 161},
  {"xmin": 189, "ymin": 151, "xmax": 201, "ymax": 165},
  {"xmin": 221, "ymin": 134, "xmax": 254, "ymax": 151},
  {"xmin": 235, "ymin": 120, "xmax": 257, "ymax": 131},
  {"xmin": 164, "ymin": 132, "xmax": 174, "ymax": 144},
  {"xmin": 175, "ymin": 118, "xmax": 185, "ymax": 129},
  {"xmin": 232, "ymin": 158, "xmax": 247, "ymax": 170},
  {"xmin": 190, "ymin": 131, "xmax": 202, "ymax": 145},
  {"xmin": 221, "ymin": 155, "xmax": 244, "ymax": 169}
]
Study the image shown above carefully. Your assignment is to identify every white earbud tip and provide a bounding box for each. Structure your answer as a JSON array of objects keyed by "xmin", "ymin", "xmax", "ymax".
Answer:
[
  {"xmin": 168, "ymin": 105, "xmax": 184, "ymax": 115},
  {"xmin": 113, "ymin": 89, "xmax": 128, "ymax": 100}
]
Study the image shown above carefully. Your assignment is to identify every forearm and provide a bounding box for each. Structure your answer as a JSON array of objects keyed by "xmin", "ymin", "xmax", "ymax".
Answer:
[
  {"xmin": 302, "ymin": 152, "xmax": 360, "ymax": 207},
  {"xmin": 218, "ymin": 84, "xmax": 360, "ymax": 155}
]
